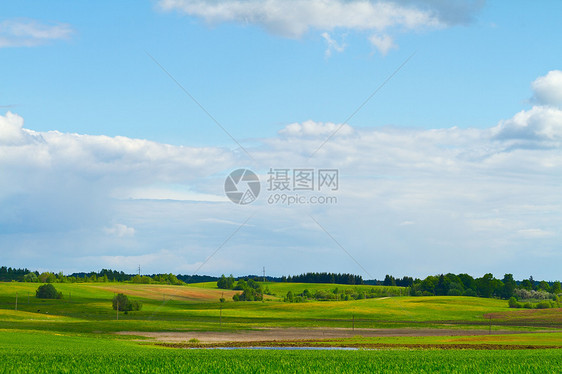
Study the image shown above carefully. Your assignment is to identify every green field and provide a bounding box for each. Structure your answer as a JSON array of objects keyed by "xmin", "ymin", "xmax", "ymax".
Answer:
[
  {"xmin": 0, "ymin": 281, "xmax": 528, "ymax": 332},
  {"xmin": 1, "ymin": 330, "xmax": 562, "ymax": 373},
  {"xmin": 1, "ymin": 281, "xmax": 561, "ymax": 372}
]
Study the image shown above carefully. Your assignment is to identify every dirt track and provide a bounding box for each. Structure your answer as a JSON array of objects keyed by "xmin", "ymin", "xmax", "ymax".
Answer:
[{"xmin": 117, "ymin": 327, "xmax": 532, "ymax": 343}]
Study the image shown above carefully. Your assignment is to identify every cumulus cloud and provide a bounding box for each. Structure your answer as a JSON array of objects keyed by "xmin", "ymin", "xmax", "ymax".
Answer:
[
  {"xmin": 0, "ymin": 19, "xmax": 73, "ymax": 48},
  {"xmin": 158, "ymin": 0, "xmax": 483, "ymax": 54},
  {"xmin": 2, "ymin": 71, "xmax": 562, "ymax": 279},
  {"xmin": 0, "ymin": 112, "xmax": 234, "ymax": 184},
  {"xmin": 491, "ymin": 71, "xmax": 562, "ymax": 143},
  {"xmin": 531, "ymin": 70, "xmax": 562, "ymax": 107},
  {"xmin": 492, "ymin": 106, "xmax": 562, "ymax": 143},
  {"xmin": 278, "ymin": 120, "xmax": 354, "ymax": 137},
  {"xmin": 369, "ymin": 33, "xmax": 396, "ymax": 55}
]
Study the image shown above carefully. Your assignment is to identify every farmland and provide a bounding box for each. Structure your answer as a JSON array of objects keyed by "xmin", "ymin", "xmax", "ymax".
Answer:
[
  {"xmin": 2, "ymin": 330, "xmax": 562, "ymax": 373},
  {"xmin": 1, "ymin": 281, "xmax": 561, "ymax": 372}
]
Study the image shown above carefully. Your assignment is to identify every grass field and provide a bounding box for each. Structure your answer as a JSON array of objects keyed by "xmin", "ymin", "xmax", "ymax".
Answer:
[
  {"xmin": 0, "ymin": 282, "xmax": 525, "ymax": 332},
  {"xmin": 1, "ymin": 281, "xmax": 561, "ymax": 372},
  {"xmin": 1, "ymin": 330, "xmax": 561, "ymax": 373}
]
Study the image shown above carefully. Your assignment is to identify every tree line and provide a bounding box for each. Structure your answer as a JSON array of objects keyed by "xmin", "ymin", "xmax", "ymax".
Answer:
[
  {"xmin": 380, "ymin": 273, "xmax": 561, "ymax": 300},
  {"xmin": 281, "ymin": 272, "xmax": 363, "ymax": 285}
]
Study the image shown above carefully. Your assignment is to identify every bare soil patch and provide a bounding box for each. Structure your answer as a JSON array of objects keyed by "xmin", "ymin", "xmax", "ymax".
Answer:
[{"xmin": 117, "ymin": 327, "xmax": 533, "ymax": 344}]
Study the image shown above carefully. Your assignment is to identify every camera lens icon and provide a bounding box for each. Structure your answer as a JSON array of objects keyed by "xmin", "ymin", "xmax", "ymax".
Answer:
[{"xmin": 224, "ymin": 169, "xmax": 260, "ymax": 205}]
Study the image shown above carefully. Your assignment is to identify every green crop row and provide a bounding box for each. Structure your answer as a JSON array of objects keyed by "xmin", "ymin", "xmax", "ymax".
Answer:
[{"xmin": 1, "ymin": 331, "xmax": 561, "ymax": 373}]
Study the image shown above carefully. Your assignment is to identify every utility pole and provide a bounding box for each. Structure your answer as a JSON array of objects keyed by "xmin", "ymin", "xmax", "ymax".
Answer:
[
  {"xmin": 263, "ymin": 267, "xmax": 266, "ymax": 284},
  {"xmin": 138, "ymin": 265, "xmax": 141, "ymax": 276}
]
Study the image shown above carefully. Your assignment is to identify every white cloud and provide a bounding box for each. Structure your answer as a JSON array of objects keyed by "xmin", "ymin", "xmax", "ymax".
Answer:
[
  {"xmin": 158, "ymin": 0, "xmax": 482, "ymax": 54},
  {"xmin": 531, "ymin": 70, "xmax": 562, "ymax": 107},
  {"xmin": 0, "ymin": 19, "xmax": 73, "ymax": 48},
  {"xmin": 321, "ymin": 32, "xmax": 346, "ymax": 57},
  {"xmin": 118, "ymin": 186, "xmax": 228, "ymax": 202},
  {"xmin": 0, "ymin": 112, "xmax": 234, "ymax": 182},
  {"xmin": 159, "ymin": 0, "xmax": 441, "ymax": 37},
  {"xmin": 517, "ymin": 228, "xmax": 555, "ymax": 239},
  {"xmin": 369, "ymin": 34, "xmax": 396, "ymax": 55},
  {"xmin": 2, "ymin": 71, "xmax": 562, "ymax": 279},
  {"xmin": 278, "ymin": 120, "xmax": 354, "ymax": 137},
  {"xmin": 492, "ymin": 105, "xmax": 562, "ymax": 142},
  {"xmin": 104, "ymin": 224, "xmax": 136, "ymax": 237}
]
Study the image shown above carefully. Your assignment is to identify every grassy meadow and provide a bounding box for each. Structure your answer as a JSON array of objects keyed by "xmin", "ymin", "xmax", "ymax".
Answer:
[
  {"xmin": 0, "ymin": 281, "xmax": 524, "ymax": 332},
  {"xmin": 1, "ymin": 281, "xmax": 561, "ymax": 372}
]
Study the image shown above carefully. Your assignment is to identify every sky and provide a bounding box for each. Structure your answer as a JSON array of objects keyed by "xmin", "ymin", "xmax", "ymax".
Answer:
[{"xmin": 1, "ymin": 0, "xmax": 562, "ymax": 281}]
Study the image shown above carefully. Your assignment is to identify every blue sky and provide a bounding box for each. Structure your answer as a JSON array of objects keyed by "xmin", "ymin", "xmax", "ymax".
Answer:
[{"xmin": 1, "ymin": 1, "xmax": 562, "ymax": 280}]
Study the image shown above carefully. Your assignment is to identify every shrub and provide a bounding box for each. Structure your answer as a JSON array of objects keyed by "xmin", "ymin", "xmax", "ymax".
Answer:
[
  {"xmin": 463, "ymin": 289, "xmax": 477, "ymax": 297},
  {"xmin": 36, "ymin": 284, "xmax": 63, "ymax": 299},
  {"xmin": 536, "ymin": 301, "xmax": 551, "ymax": 309},
  {"xmin": 112, "ymin": 293, "xmax": 142, "ymax": 312},
  {"xmin": 508, "ymin": 297, "xmax": 521, "ymax": 308}
]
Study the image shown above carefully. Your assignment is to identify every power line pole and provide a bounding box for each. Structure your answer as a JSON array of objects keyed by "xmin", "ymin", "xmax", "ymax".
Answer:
[
  {"xmin": 263, "ymin": 266, "xmax": 266, "ymax": 283},
  {"xmin": 138, "ymin": 265, "xmax": 141, "ymax": 276}
]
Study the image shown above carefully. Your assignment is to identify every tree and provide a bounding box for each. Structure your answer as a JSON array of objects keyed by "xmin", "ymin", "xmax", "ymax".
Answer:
[
  {"xmin": 476, "ymin": 273, "xmax": 495, "ymax": 298},
  {"xmin": 36, "ymin": 284, "xmax": 63, "ymax": 299},
  {"xmin": 552, "ymin": 281, "xmax": 561, "ymax": 295},
  {"xmin": 420, "ymin": 276, "xmax": 437, "ymax": 295},
  {"xmin": 520, "ymin": 279, "xmax": 533, "ymax": 290},
  {"xmin": 286, "ymin": 291, "xmax": 294, "ymax": 303},
  {"xmin": 112, "ymin": 293, "xmax": 142, "ymax": 312},
  {"xmin": 458, "ymin": 273, "xmax": 477, "ymax": 291},
  {"xmin": 217, "ymin": 274, "xmax": 234, "ymax": 289},
  {"xmin": 537, "ymin": 281, "xmax": 551, "ymax": 293},
  {"xmin": 435, "ymin": 274, "xmax": 449, "ymax": 296},
  {"xmin": 501, "ymin": 274, "xmax": 516, "ymax": 299},
  {"xmin": 234, "ymin": 279, "xmax": 247, "ymax": 290},
  {"xmin": 24, "ymin": 273, "xmax": 38, "ymax": 282},
  {"xmin": 383, "ymin": 275, "xmax": 396, "ymax": 287},
  {"xmin": 38, "ymin": 272, "xmax": 57, "ymax": 283}
]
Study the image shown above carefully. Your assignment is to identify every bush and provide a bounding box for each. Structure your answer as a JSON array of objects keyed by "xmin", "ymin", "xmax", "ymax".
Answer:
[
  {"xmin": 508, "ymin": 297, "xmax": 521, "ymax": 308},
  {"xmin": 536, "ymin": 301, "xmax": 551, "ymax": 309},
  {"xmin": 112, "ymin": 293, "xmax": 142, "ymax": 312},
  {"xmin": 463, "ymin": 289, "xmax": 477, "ymax": 297},
  {"xmin": 36, "ymin": 284, "xmax": 63, "ymax": 299}
]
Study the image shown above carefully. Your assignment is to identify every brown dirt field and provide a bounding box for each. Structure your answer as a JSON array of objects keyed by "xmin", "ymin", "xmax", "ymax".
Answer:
[
  {"xmin": 97, "ymin": 285, "xmax": 238, "ymax": 302},
  {"xmin": 157, "ymin": 341, "xmax": 562, "ymax": 350},
  {"xmin": 117, "ymin": 327, "xmax": 535, "ymax": 344},
  {"xmin": 484, "ymin": 308, "xmax": 562, "ymax": 327}
]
